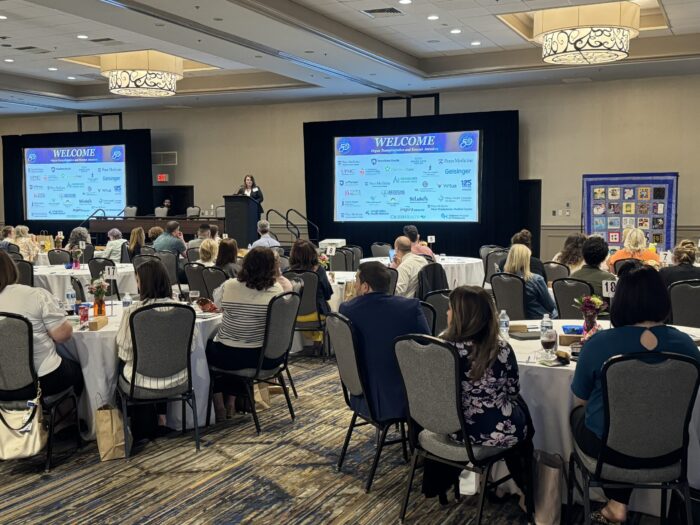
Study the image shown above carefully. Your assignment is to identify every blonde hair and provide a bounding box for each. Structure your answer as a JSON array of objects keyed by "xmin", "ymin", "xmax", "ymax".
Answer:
[
  {"xmin": 623, "ymin": 228, "xmax": 646, "ymax": 253},
  {"xmin": 504, "ymin": 244, "xmax": 533, "ymax": 281},
  {"xmin": 673, "ymin": 239, "xmax": 696, "ymax": 265},
  {"xmin": 199, "ymin": 239, "xmax": 218, "ymax": 263},
  {"xmin": 129, "ymin": 227, "xmax": 145, "ymax": 254},
  {"xmin": 14, "ymin": 225, "xmax": 30, "ymax": 238}
]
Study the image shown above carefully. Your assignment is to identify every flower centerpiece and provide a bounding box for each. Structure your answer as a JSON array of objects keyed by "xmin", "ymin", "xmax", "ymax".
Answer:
[
  {"xmin": 70, "ymin": 248, "xmax": 83, "ymax": 270},
  {"xmin": 88, "ymin": 275, "xmax": 110, "ymax": 316},
  {"xmin": 573, "ymin": 295, "xmax": 608, "ymax": 342},
  {"xmin": 318, "ymin": 253, "xmax": 329, "ymax": 269}
]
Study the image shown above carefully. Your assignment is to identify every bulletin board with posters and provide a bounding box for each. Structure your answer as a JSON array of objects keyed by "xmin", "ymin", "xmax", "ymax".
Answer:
[{"xmin": 582, "ymin": 173, "xmax": 678, "ymax": 253}]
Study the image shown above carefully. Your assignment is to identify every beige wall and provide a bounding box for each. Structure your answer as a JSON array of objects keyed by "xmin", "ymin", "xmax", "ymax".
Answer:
[{"xmin": 2, "ymin": 74, "xmax": 700, "ymax": 258}]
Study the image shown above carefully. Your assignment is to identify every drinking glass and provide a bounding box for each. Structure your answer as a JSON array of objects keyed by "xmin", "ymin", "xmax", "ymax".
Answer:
[
  {"xmin": 189, "ymin": 290, "xmax": 200, "ymax": 304},
  {"xmin": 540, "ymin": 328, "xmax": 557, "ymax": 360}
]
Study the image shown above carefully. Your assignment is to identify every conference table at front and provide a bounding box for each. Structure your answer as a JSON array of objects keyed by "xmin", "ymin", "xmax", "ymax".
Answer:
[{"xmin": 359, "ymin": 255, "xmax": 485, "ymax": 288}]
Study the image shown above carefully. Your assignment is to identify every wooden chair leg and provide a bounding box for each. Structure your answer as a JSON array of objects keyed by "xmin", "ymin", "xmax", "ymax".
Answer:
[{"xmin": 337, "ymin": 413, "xmax": 357, "ymax": 472}]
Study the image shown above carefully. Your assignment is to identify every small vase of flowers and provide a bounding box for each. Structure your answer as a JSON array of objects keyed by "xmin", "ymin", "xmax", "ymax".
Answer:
[
  {"xmin": 88, "ymin": 275, "xmax": 109, "ymax": 316},
  {"xmin": 573, "ymin": 295, "xmax": 607, "ymax": 343},
  {"xmin": 318, "ymin": 253, "xmax": 329, "ymax": 269}
]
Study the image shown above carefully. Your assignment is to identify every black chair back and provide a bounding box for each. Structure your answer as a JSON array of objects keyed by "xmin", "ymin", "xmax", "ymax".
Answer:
[
  {"xmin": 187, "ymin": 248, "xmax": 200, "ymax": 263},
  {"xmin": 387, "ymin": 267, "xmax": 399, "ymax": 295},
  {"xmin": 345, "ymin": 245, "xmax": 363, "ymax": 270},
  {"xmin": 141, "ymin": 245, "xmax": 156, "ymax": 255},
  {"xmin": 7, "ymin": 244, "xmax": 20, "ymax": 254},
  {"xmin": 483, "ymin": 249, "xmax": 509, "ymax": 286},
  {"xmin": 552, "ymin": 278, "xmax": 594, "ymax": 319},
  {"xmin": 120, "ymin": 242, "xmax": 130, "ymax": 264},
  {"xmin": 71, "ymin": 277, "xmax": 86, "ymax": 303},
  {"xmin": 15, "ymin": 260, "xmax": 34, "ymax": 287},
  {"xmin": 184, "ymin": 263, "xmax": 209, "ymax": 299},
  {"xmin": 544, "ymin": 261, "xmax": 570, "ymax": 283},
  {"xmin": 88, "ymin": 258, "xmax": 120, "ymax": 299},
  {"xmin": 425, "ymin": 289, "xmax": 450, "ymax": 336},
  {"xmin": 155, "ymin": 251, "xmax": 181, "ymax": 293},
  {"xmin": 48, "ymin": 249, "xmax": 70, "ymax": 266},
  {"xmin": 490, "ymin": 272, "xmax": 526, "ymax": 320},
  {"xmin": 8, "ymin": 252, "xmax": 23, "ymax": 262},
  {"xmin": 613, "ymin": 257, "xmax": 640, "ymax": 274},
  {"xmin": 371, "ymin": 242, "xmax": 391, "ymax": 258},
  {"xmin": 417, "ymin": 263, "xmax": 448, "ymax": 300},
  {"xmin": 419, "ymin": 301, "xmax": 437, "ymax": 336},
  {"xmin": 669, "ymin": 279, "xmax": 700, "ymax": 328},
  {"xmin": 132, "ymin": 254, "xmax": 159, "ymax": 271},
  {"xmin": 202, "ymin": 267, "xmax": 228, "ymax": 298},
  {"xmin": 81, "ymin": 244, "xmax": 95, "ymax": 264},
  {"xmin": 0, "ymin": 313, "xmax": 36, "ymax": 394},
  {"xmin": 283, "ymin": 270, "xmax": 323, "ymax": 330}
]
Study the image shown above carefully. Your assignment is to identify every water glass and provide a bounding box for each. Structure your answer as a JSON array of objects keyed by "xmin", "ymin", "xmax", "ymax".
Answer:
[
  {"xmin": 540, "ymin": 328, "xmax": 557, "ymax": 360},
  {"xmin": 189, "ymin": 290, "xmax": 201, "ymax": 304}
]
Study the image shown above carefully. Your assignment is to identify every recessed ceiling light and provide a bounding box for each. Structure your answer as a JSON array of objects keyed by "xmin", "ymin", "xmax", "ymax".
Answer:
[
  {"xmin": 427, "ymin": 15, "xmax": 439, "ymax": 21},
  {"xmin": 304, "ymin": 50, "xmax": 314, "ymax": 54},
  {"xmin": 48, "ymin": 67, "xmax": 58, "ymax": 71},
  {"xmin": 450, "ymin": 28, "xmax": 462, "ymax": 34},
  {"xmin": 67, "ymin": 76, "xmax": 76, "ymax": 80},
  {"xmin": 3, "ymin": 58, "xmax": 13, "ymax": 63},
  {"xmin": 470, "ymin": 40, "xmax": 481, "ymax": 46},
  {"xmin": 254, "ymin": 55, "xmax": 262, "ymax": 58},
  {"xmin": 213, "ymin": 17, "xmax": 223, "ymax": 21},
  {"xmin": 399, "ymin": 0, "xmax": 412, "ymax": 4},
  {"xmin": 76, "ymin": 34, "xmax": 89, "ymax": 39},
  {"xmin": 0, "ymin": 15, "xmax": 7, "ymax": 20},
  {"xmin": 427, "ymin": 39, "xmax": 440, "ymax": 43}
]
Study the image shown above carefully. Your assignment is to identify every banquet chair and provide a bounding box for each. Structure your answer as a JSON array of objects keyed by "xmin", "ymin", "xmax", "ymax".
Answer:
[
  {"xmin": 329, "ymin": 251, "xmax": 349, "ymax": 271},
  {"xmin": 552, "ymin": 278, "xmax": 594, "ymax": 319},
  {"xmin": 80, "ymin": 244, "xmax": 95, "ymax": 264},
  {"xmin": 483, "ymin": 249, "xmax": 509, "ymax": 287},
  {"xmin": 47, "ymin": 249, "xmax": 71, "ymax": 266},
  {"xmin": 387, "ymin": 268, "xmax": 399, "ymax": 295},
  {"xmin": 490, "ymin": 272, "xmax": 527, "ymax": 320},
  {"xmin": 88, "ymin": 258, "xmax": 121, "ymax": 300},
  {"xmin": 0, "ymin": 313, "xmax": 81, "ymax": 472},
  {"xmin": 154, "ymin": 206, "xmax": 169, "ymax": 218},
  {"xmin": 206, "ymin": 292, "xmax": 300, "ymax": 434},
  {"xmin": 419, "ymin": 301, "xmax": 436, "ymax": 336},
  {"xmin": 273, "ymin": 247, "xmax": 285, "ymax": 257},
  {"xmin": 425, "ymin": 289, "xmax": 450, "ymax": 336},
  {"xmin": 132, "ymin": 254, "xmax": 159, "ymax": 271},
  {"xmin": 278, "ymin": 256, "xmax": 290, "ymax": 272},
  {"xmin": 283, "ymin": 270, "xmax": 326, "ymax": 355},
  {"xmin": 8, "ymin": 251, "xmax": 23, "ymax": 262},
  {"xmin": 184, "ymin": 263, "xmax": 209, "ymax": 300},
  {"xmin": 416, "ymin": 263, "xmax": 448, "ymax": 300},
  {"xmin": 141, "ymin": 245, "xmax": 156, "ymax": 255},
  {"xmin": 155, "ymin": 251, "xmax": 182, "ymax": 297},
  {"xmin": 339, "ymin": 247, "xmax": 355, "ymax": 270},
  {"xmin": 669, "ymin": 279, "xmax": 700, "ymax": 328},
  {"xmin": 370, "ymin": 242, "xmax": 391, "ymax": 258},
  {"xmin": 124, "ymin": 206, "xmax": 138, "ymax": 218},
  {"xmin": 479, "ymin": 245, "xmax": 503, "ymax": 272},
  {"xmin": 215, "ymin": 205, "xmax": 225, "ymax": 218},
  {"xmin": 5, "ymin": 243, "xmax": 20, "ymax": 254},
  {"xmin": 202, "ymin": 267, "xmax": 228, "ymax": 298},
  {"xmin": 326, "ymin": 313, "xmax": 409, "ymax": 493},
  {"xmin": 394, "ymin": 335, "xmax": 534, "ymax": 525},
  {"xmin": 15, "ymin": 259, "xmax": 34, "ymax": 287},
  {"xmin": 544, "ymin": 261, "xmax": 570, "ymax": 283},
  {"xmin": 186, "ymin": 206, "xmax": 201, "ymax": 218},
  {"xmin": 116, "ymin": 304, "xmax": 199, "ymax": 458},
  {"xmin": 119, "ymin": 242, "xmax": 130, "ymax": 264},
  {"xmin": 345, "ymin": 245, "xmax": 363, "ymax": 271},
  {"xmin": 71, "ymin": 276, "xmax": 86, "ymax": 303},
  {"xmin": 567, "ymin": 353, "xmax": 700, "ymax": 525},
  {"xmin": 186, "ymin": 248, "xmax": 200, "ymax": 263},
  {"xmin": 613, "ymin": 258, "xmax": 640, "ymax": 275}
]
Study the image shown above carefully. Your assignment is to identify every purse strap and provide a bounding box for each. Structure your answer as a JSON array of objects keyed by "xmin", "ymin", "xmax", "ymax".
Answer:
[{"xmin": 0, "ymin": 383, "xmax": 42, "ymax": 432}]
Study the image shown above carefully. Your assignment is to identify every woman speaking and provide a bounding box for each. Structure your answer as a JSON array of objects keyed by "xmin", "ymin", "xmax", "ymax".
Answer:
[{"xmin": 236, "ymin": 174, "xmax": 264, "ymax": 204}]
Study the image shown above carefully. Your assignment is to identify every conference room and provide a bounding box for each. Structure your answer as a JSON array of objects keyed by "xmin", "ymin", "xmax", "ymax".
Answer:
[{"xmin": 0, "ymin": 0, "xmax": 700, "ymax": 524}]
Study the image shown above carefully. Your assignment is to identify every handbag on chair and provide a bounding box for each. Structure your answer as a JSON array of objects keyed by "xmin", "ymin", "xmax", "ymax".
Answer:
[{"xmin": 0, "ymin": 389, "xmax": 48, "ymax": 460}]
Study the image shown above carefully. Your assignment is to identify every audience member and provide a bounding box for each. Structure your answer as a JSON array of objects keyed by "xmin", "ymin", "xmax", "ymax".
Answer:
[
  {"xmin": 498, "ymin": 229, "xmax": 546, "ymax": 278},
  {"xmin": 147, "ymin": 226, "xmax": 163, "ymax": 244},
  {"xmin": 162, "ymin": 198, "xmax": 172, "ymax": 215},
  {"xmin": 504, "ymin": 244, "xmax": 556, "ymax": 319},
  {"xmin": 210, "ymin": 224, "xmax": 221, "ymax": 242},
  {"xmin": 659, "ymin": 239, "xmax": 700, "ymax": 288},
  {"xmin": 0, "ymin": 251, "xmax": 83, "ymax": 400},
  {"xmin": 402, "ymin": 225, "xmax": 435, "ymax": 259},
  {"xmin": 98, "ymin": 228, "xmax": 127, "ymax": 264},
  {"xmin": 424, "ymin": 286, "xmax": 533, "ymax": 503},
  {"xmin": 1, "ymin": 225, "xmax": 15, "ymax": 241},
  {"xmin": 215, "ymin": 238, "xmax": 241, "ymax": 278},
  {"xmin": 553, "ymin": 232, "xmax": 586, "ymax": 273},
  {"xmin": 251, "ymin": 220, "xmax": 280, "ymax": 248},
  {"xmin": 128, "ymin": 227, "xmax": 145, "ymax": 258},
  {"xmin": 208, "ymin": 247, "xmax": 286, "ymax": 420},
  {"xmin": 13, "ymin": 225, "xmax": 39, "ymax": 263},
  {"xmin": 339, "ymin": 262, "xmax": 430, "ymax": 421},
  {"xmin": 65, "ymin": 227, "xmax": 91, "ymax": 251},
  {"xmin": 153, "ymin": 221, "xmax": 187, "ymax": 256},
  {"xmin": 196, "ymin": 239, "xmax": 218, "ymax": 267},
  {"xmin": 571, "ymin": 265, "xmax": 700, "ymax": 524},
  {"xmin": 571, "ymin": 236, "xmax": 616, "ymax": 296},
  {"xmin": 394, "ymin": 235, "xmax": 428, "ymax": 298},
  {"xmin": 187, "ymin": 224, "xmax": 211, "ymax": 249},
  {"xmin": 607, "ymin": 228, "xmax": 660, "ymax": 271}
]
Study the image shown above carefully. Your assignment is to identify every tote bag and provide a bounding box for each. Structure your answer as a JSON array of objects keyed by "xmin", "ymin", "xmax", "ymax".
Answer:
[{"xmin": 0, "ymin": 395, "xmax": 47, "ymax": 460}]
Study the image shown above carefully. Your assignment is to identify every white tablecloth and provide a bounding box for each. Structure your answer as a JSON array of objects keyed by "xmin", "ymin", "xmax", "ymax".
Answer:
[
  {"xmin": 505, "ymin": 319, "xmax": 700, "ymax": 515},
  {"xmin": 60, "ymin": 303, "xmax": 221, "ymax": 439},
  {"xmin": 34, "ymin": 263, "xmax": 138, "ymax": 301},
  {"xmin": 359, "ymin": 255, "xmax": 484, "ymax": 288}
]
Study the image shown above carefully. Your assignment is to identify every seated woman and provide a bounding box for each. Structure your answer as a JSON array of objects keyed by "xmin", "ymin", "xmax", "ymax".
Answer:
[
  {"xmin": 288, "ymin": 239, "xmax": 333, "ymax": 346},
  {"xmin": 195, "ymin": 239, "xmax": 218, "ymax": 267},
  {"xmin": 116, "ymin": 259, "xmax": 180, "ymax": 427},
  {"xmin": 0, "ymin": 250, "xmax": 83, "ymax": 400},
  {"xmin": 98, "ymin": 228, "xmax": 127, "ymax": 264},
  {"xmin": 571, "ymin": 265, "xmax": 700, "ymax": 524},
  {"xmin": 504, "ymin": 244, "xmax": 557, "ymax": 320},
  {"xmin": 128, "ymin": 227, "xmax": 145, "ymax": 258},
  {"xmin": 553, "ymin": 232, "xmax": 586, "ymax": 273},
  {"xmin": 424, "ymin": 286, "xmax": 533, "ymax": 504},
  {"xmin": 659, "ymin": 239, "xmax": 700, "ymax": 288},
  {"xmin": 215, "ymin": 238, "xmax": 241, "ymax": 278},
  {"xmin": 607, "ymin": 228, "xmax": 660, "ymax": 272},
  {"xmin": 65, "ymin": 226, "xmax": 91, "ymax": 251},
  {"xmin": 13, "ymin": 225, "xmax": 40, "ymax": 263},
  {"xmin": 147, "ymin": 226, "xmax": 163, "ymax": 245}
]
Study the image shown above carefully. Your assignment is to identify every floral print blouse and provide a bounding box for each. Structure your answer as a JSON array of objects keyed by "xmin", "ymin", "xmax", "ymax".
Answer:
[{"xmin": 451, "ymin": 339, "xmax": 528, "ymax": 448}]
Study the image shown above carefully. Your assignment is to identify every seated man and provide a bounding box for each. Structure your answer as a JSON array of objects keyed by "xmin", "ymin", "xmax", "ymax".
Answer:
[
  {"xmin": 339, "ymin": 262, "xmax": 430, "ymax": 422},
  {"xmin": 251, "ymin": 220, "xmax": 280, "ymax": 249},
  {"xmin": 403, "ymin": 225, "xmax": 435, "ymax": 260},
  {"xmin": 187, "ymin": 224, "xmax": 211, "ymax": 249},
  {"xmin": 153, "ymin": 220, "xmax": 187, "ymax": 257},
  {"xmin": 571, "ymin": 236, "xmax": 616, "ymax": 297},
  {"xmin": 394, "ymin": 236, "xmax": 428, "ymax": 298}
]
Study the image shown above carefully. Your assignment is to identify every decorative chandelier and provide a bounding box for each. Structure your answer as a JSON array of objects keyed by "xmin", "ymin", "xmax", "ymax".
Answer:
[
  {"xmin": 100, "ymin": 50, "xmax": 183, "ymax": 97},
  {"xmin": 533, "ymin": 2, "xmax": 640, "ymax": 65}
]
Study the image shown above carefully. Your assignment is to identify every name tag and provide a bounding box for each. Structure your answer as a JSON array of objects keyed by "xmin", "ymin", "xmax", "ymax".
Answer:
[{"xmin": 602, "ymin": 279, "xmax": 617, "ymax": 298}]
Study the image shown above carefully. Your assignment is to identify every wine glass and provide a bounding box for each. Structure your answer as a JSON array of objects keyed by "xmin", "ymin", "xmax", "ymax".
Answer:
[
  {"xmin": 189, "ymin": 290, "xmax": 200, "ymax": 304},
  {"xmin": 540, "ymin": 328, "xmax": 557, "ymax": 360}
]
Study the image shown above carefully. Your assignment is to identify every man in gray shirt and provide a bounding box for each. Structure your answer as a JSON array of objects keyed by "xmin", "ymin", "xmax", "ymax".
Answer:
[
  {"xmin": 251, "ymin": 220, "xmax": 280, "ymax": 249},
  {"xmin": 153, "ymin": 220, "xmax": 187, "ymax": 256},
  {"xmin": 188, "ymin": 224, "xmax": 211, "ymax": 249}
]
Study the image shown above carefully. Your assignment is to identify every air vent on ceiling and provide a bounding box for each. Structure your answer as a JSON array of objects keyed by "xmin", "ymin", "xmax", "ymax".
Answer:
[
  {"xmin": 151, "ymin": 151, "xmax": 178, "ymax": 166},
  {"xmin": 361, "ymin": 7, "xmax": 404, "ymax": 19},
  {"xmin": 14, "ymin": 45, "xmax": 50, "ymax": 54},
  {"xmin": 90, "ymin": 37, "xmax": 125, "ymax": 46}
]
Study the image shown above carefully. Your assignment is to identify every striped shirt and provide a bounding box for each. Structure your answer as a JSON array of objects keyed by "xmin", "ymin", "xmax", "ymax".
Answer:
[{"xmin": 214, "ymin": 279, "xmax": 283, "ymax": 348}]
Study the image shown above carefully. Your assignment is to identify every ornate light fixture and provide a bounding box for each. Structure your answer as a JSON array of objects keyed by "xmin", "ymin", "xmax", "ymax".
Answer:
[
  {"xmin": 533, "ymin": 2, "xmax": 640, "ymax": 65},
  {"xmin": 100, "ymin": 50, "xmax": 183, "ymax": 97}
]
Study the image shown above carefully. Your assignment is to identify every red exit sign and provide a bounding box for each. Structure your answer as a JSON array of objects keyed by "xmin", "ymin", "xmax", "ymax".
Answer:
[{"xmin": 157, "ymin": 173, "xmax": 169, "ymax": 182}]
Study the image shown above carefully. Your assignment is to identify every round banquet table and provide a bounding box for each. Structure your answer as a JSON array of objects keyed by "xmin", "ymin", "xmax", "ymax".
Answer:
[
  {"xmin": 57, "ymin": 302, "xmax": 221, "ymax": 439},
  {"xmin": 359, "ymin": 255, "xmax": 484, "ymax": 288},
  {"xmin": 34, "ymin": 263, "xmax": 138, "ymax": 301},
  {"xmin": 502, "ymin": 319, "xmax": 700, "ymax": 516}
]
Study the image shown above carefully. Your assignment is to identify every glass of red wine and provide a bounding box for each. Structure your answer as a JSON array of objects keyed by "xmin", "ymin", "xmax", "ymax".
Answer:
[{"xmin": 540, "ymin": 328, "xmax": 557, "ymax": 360}]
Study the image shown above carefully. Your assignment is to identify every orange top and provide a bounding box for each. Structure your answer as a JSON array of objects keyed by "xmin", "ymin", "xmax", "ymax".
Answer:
[{"xmin": 608, "ymin": 248, "xmax": 660, "ymax": 269}]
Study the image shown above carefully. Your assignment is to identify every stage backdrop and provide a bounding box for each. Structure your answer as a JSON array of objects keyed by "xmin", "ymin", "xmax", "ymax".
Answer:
[
  {"xmin": 303, "ymin": 111, "xmax": 521, "ymax": 257},
  {"xmin": 582, "ymin": 173, "xmax": 679, "ymax": 252}
]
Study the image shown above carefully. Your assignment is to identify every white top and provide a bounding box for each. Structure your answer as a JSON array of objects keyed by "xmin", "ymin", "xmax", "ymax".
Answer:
[
  {"xmin": 98, "ymin": 239, "xmax": 127, "ymax": 264},
  {"xmin": 395, "ymin": 252, "xmax": 428, "ymax": 298},
  {"xmin": 195, "ymin": 259, "xmax": 216, "ymax": 267},
  {"xmin": 0, "ymin": 284, "xmax": 66, "ymax": 376}
]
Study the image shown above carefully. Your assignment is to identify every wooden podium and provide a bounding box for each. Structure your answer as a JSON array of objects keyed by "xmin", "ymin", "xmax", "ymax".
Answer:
[{"xmin": 223, "ymin": 195, "xmax": 261, "ymax": 247}]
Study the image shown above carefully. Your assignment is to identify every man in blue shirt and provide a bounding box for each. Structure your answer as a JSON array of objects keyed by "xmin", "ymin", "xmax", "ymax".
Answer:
[
  {"xmin": 339, "ymin": 261, "xmax": 430, "ymax": 422},
  {"xmin": 153, "ymin": 220, "xmax": 186, "ymax": 256},
  {"xmin": 251, "ymin": 220, "xmax": 280, "ymax": 249}
]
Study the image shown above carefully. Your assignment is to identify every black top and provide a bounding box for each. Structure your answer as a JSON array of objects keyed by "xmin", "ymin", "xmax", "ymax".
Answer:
[
  {"xmin": 659, "ymin": 262, "xmax": 700, "ymax": 288},
  {"xmin": 499, "ymin": 255, "xmax": 546, "ymax": 279},
  {"xmin": 128, "ymin": 244, "xmax": 141, "ymax": 258},
  {"xmin": 236, "ymin": 185, "xmax": 264, "ymax": 204}
]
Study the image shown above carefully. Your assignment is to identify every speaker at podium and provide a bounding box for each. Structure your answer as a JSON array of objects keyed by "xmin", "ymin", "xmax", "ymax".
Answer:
[{"xmin": 223, "ymin": 195, "xmax": 262, "ymax": 247}]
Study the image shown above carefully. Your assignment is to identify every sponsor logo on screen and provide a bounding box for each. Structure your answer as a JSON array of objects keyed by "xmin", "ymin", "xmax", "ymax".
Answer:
[{"xmin": 337, "ymin": 139, "xmax": 351, "ymax": 154}]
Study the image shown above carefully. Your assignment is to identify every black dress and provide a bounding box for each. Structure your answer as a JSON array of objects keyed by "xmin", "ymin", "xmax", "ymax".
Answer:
[{"xmin": 236, "ymin": 186, "xmax": 264, "ymax": 204}]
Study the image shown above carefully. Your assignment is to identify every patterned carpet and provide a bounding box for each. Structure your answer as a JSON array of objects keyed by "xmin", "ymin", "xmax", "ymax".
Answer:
[{"xmin": 0, "ymin": 358, "xmax": 658, "ymax": 525}]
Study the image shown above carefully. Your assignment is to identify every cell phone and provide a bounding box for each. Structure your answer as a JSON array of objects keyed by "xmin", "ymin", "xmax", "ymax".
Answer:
[{"xmin": 389, "ymin": 249, "xmax": 395, "ymax": 262}]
